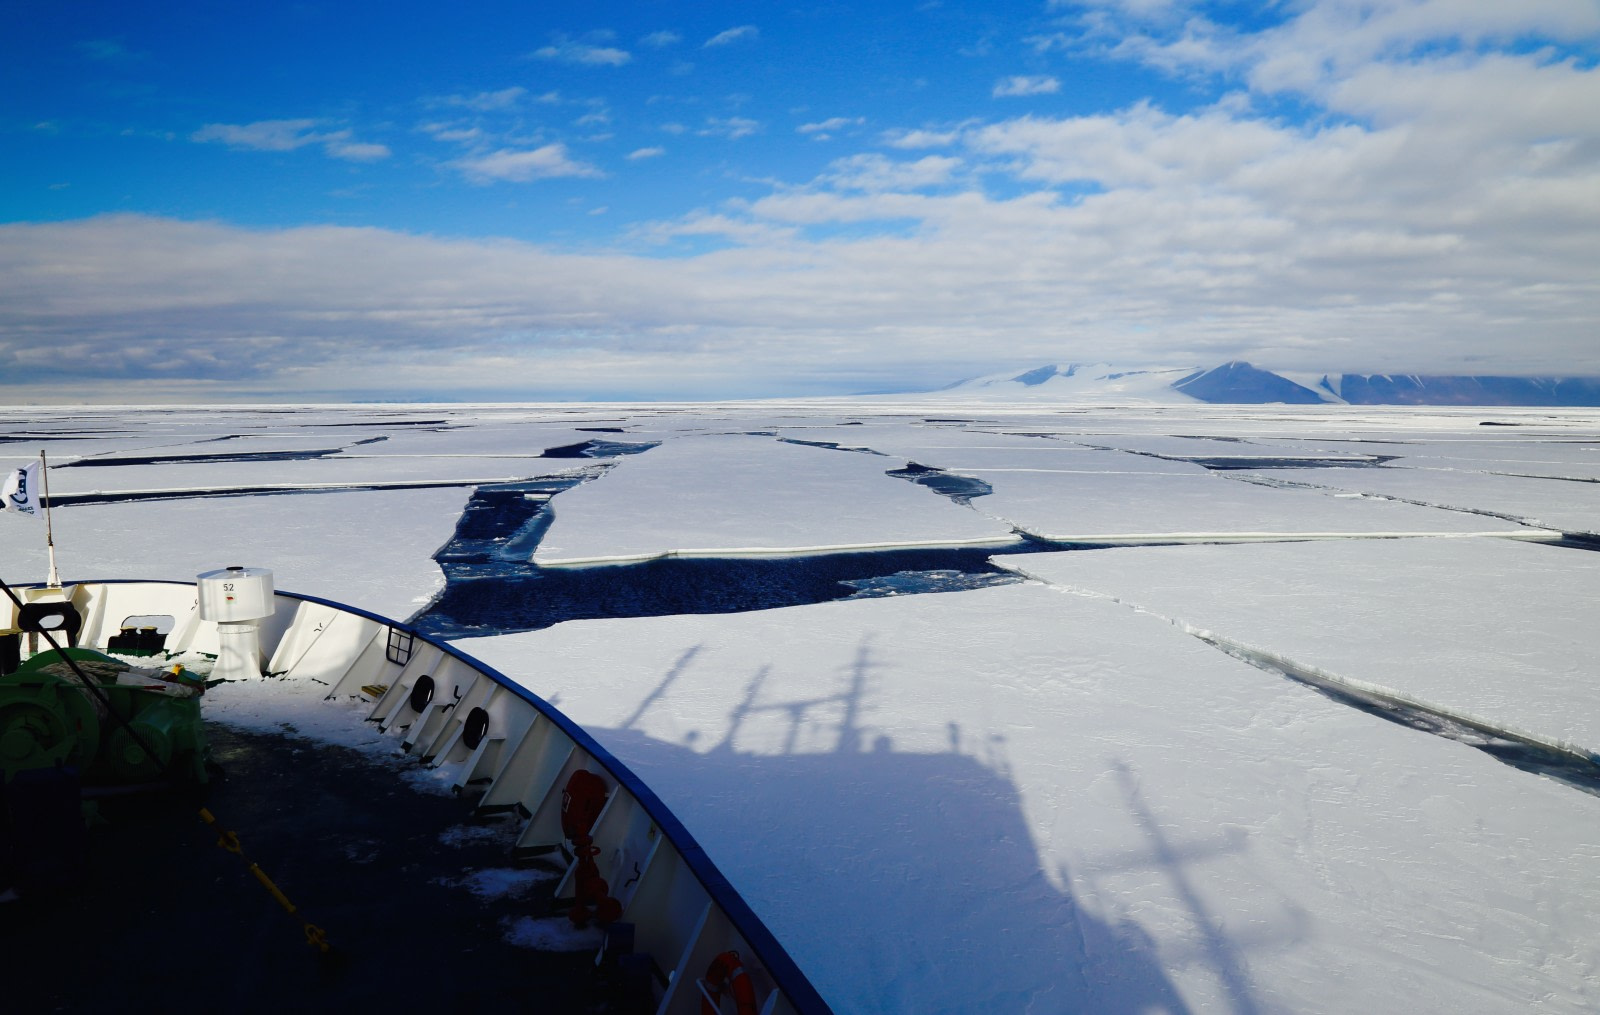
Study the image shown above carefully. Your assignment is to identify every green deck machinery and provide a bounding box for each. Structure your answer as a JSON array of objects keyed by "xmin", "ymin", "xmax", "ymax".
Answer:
[{"xmin": 0, "ymin": 648, "xmax": 208, "ymax": 785}]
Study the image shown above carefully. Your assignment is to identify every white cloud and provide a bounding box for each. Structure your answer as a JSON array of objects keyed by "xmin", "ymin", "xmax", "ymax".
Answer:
[
  {"xmin": 1062, "ymin": 0, "xmax": 1600, "ymax": 100},
  {"xmin": 450, "ymin": 144, "xmax": 604, "ymax": 183},
  {"xmin": 11, "ymin": 7, "xmax": 1600, "ymax": 398},
  {"xmin": 533, "ymin": 39, "xmax": 631, "ymax": 66},
  {"xmin": 11, "ymin": 65, "xmax": 1598, "ymax": 402},
  {"xmin": 993, "ymin": 75, "xmax": 1062, "ymax": 97},
  {"xmin": 883, "ymin": 128, "xmax": 964, "ymax": 149},
  {"xmin": 699, "ymin": 117, "xmax": 760, "ymax": 139},
  {"xmin": 641, "ymin": 30, "xmax": 681, "ymax": 47},
  {"xmin": 192, "ymin": 120, "xmax": 389, "ymax": 162},
  {"xmin": 704, "ymin": 25, "xmax": 758, "ymax": 48},
  {"xmin": 432, "ymin": 87, "xmax": 527, "ymax": 111},
  {"xmin": 628, "ymin": 211, "xmax": 799, "ymax": 247},
  {"xmin": 324, "ymin": 139, "xmax": 392, "ymax": 162},
  {"xmin": 819, "ymin": 153, "xmax": 963, "ymax": 192},
  {"xmin": 192, "ymin": 119, "xmax": 325, "ymax": 151},
  {"xmin": 422, "ymin": 123, "xmax": 484, "ymax": 144},
  {"xmin": 798, "ymin": 117, "xmax": 866, "ymax": 137}
]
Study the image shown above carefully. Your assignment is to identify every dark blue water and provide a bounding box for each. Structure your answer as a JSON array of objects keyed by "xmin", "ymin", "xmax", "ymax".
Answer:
[
  {"xmin": 1187, "ymin": 456, "xmax": 1399, "ymax": 471},
  {"xmin": 539, "ymin": 439, "xmax": 659, "ymax": 459},
  {"xmin": 411, "ymin": 473, "xmax": 1045, "ymax": 638},
  {"xmin": 886, "ymin": 463, "xmax": 993, "ymax": 506},
  {"xmin": 419, "ymin": 549, "xmax": 1029, "ymax": 639}
]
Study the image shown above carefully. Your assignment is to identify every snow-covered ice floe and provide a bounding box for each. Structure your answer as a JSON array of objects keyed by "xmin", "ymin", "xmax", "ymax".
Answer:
[
  {"xmin": 1009, "ymin": 538, "xmax": 1600, "ymax": 760},
  {"xmin": 532, "ymin": 432, "xmax": 1017, "ymax": 566}
]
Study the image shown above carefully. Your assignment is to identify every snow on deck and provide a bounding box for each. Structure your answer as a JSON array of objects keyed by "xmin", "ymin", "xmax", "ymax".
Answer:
[
  {"xmin": 532, "ymin": 432, "xmax": 1017, "ymax": 565},
  {"xmin": 467, "ymin": 584, "xmax": 1600, "ymax": 1014}
]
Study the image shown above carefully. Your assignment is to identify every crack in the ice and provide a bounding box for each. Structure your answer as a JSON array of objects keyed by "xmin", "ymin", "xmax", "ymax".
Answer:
[
  {"xmin": 49, "ymin": 478, "xmax": 530, "ymax": 506},
  {"xmin": 775, "ymin": 437, "xmax": 885, "ymax": 455},
  {"xmin": 1217, "ymin": 471, "xmax": 1557, "ymax": 530},
  {"xmin": 1479, "ymin": 470, "xmax": 1600, "ymax": 485},
  {"xmin": 1016, "ymin": 574, "xmax": 1600, "ymax": 798},
  {"xmin": 1066, "ymin": 441, "xmax": 1395, "ymax": 471}
]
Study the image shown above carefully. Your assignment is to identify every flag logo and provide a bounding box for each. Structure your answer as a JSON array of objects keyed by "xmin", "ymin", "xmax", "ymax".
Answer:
[{"xmin": 2, "ymin": 461, "xmax": 41, "ymax": 517}]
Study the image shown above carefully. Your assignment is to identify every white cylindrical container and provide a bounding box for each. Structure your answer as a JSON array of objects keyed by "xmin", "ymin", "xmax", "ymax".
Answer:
[
  {"xmin": 196, "ymin": 566, "xmax": 275, "ymax": 623},
  {"xmin": 196, "ymin": 566, "xmax": 275, "ymax": 681}
]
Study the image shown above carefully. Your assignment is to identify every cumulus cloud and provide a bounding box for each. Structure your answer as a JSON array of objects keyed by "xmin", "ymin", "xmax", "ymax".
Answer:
[
  {"xmin": 819, "ymin": 153, "xmax": 962, "ymax": 192},
  {"xmin": 450, "ymin": 143, "xmax": 604, "ymax": 183},
  {"xmin": 994, "ymin": 75, "xmax": 1062, "ymax": 97},
  {"xmin": 532, "ymin": 38, "xmax": 631, "ymax": 66},
  {"xmin": 1057, "ymin": 0, "xmax": 1600, "ymax": 99},
  {"xmin": 704, "ymin": 25, "xmax": 758, "ymax": 47}
]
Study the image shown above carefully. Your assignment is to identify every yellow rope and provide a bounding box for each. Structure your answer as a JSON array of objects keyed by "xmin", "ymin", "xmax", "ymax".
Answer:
[{"xmin": 198, "ymin": 807, "xmax": 332, "ymax": 953}]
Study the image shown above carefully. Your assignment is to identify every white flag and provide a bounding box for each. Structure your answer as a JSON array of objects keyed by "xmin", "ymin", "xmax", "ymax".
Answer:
[{"xmin": 2, "ymin": 461, "xmax": 41, "ymax": 518}]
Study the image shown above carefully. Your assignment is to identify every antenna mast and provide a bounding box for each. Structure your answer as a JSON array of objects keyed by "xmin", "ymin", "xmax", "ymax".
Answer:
[{"xmin": 40, "ymin": 449, "xmax": 60, "ymax": 587}]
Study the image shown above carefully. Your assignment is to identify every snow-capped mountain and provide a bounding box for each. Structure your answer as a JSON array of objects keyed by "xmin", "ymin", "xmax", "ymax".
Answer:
[
  {"xmin": 936, "ymin": 363, "xmax": 1205, "ymax": 403},
  {"xmin": 937, "ymin": 362, "xmax": 1600, "ymax": 406}
]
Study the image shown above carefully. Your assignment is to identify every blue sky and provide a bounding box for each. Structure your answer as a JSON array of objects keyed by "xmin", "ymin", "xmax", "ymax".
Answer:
[
  {"xmin": 9, "ymin": 1, "xmax": 1189, "ymax": 242},
  {"xmin": 4, "ymin": 1, "xmax": 1599, "ymax": 401}
]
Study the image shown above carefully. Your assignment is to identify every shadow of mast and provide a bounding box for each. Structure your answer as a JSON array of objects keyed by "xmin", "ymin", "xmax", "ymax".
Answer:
[{"xmin": 1112, "ymin": 761, "xmax": 1264, "ymax": 1015}]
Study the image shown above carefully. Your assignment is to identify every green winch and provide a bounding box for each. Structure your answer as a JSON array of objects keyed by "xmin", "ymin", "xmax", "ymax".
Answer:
[{"xmin": 0, "ymin": 648, "xmax": 208, "ymax": 785}]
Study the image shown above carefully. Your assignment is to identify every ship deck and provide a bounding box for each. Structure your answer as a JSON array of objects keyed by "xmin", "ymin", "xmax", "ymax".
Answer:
[{"xmin": 2, "ymin": 723, "xmax": 597, "ymax": 1013}]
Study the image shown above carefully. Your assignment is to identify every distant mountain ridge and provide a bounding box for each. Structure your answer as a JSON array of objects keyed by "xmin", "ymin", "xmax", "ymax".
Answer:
[{"xmin": 940, "ymin": 362, "xmax": 1600, "ymax": 406}]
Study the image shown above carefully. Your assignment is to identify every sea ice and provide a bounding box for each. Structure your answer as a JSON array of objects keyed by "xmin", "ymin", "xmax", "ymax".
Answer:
[
  {"xmin": 1239, "ymin": 465, "xmax": 1600, "ymax": 535},
  {"xmin": 532, "ymin": 432, "xmax": 1016, "ymax": 565},
  {"xmin": 968, "ymin": 468, "xmax": 1534, "ymax": 541},
  {"xmin": 1, "ymin": 486, "xmax": 466, "ymax": 619},
  {"xmin": 1009, "ymin": 538, "xmax": 1600, "ymax": 756},
  {"xmin": 6, "ymin": 402, "xmax": 1600, "ymax": 1015},
  {"xmin": 465, "ymin": 582, "xmax": 1600, "ymax": 1014}
]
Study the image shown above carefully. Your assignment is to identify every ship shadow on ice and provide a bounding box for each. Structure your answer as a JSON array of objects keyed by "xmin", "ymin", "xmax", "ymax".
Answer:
[
  {"xmin": 589, "ymin": 727, "xmax": 1205, "ymax": 1013},
  {"xmin": 581, "ymin": 642, "xmax": 1282, "ymax": 1013}
]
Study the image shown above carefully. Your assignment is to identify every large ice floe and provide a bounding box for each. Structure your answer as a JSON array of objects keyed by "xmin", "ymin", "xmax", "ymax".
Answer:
[
  {"xmin": 4, "ymin": 402, "xmax": 1600, "ymax": 1013},
  {"xmin": 531, "ymin": 432, "xmax": 1016, "ymax": 565}
]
